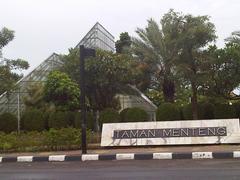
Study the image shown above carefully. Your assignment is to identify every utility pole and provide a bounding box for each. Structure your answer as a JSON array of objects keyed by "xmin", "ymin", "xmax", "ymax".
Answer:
[
  {"xmin": 17, "ymin": 91, "xmax": 20, "ymax": 133},
  {"xmin": 79, "ymin": 45, "xmax": 96, "ymax": 154}
]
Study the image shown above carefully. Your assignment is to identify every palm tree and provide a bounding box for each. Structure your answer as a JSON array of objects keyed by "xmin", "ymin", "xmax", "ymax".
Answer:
[
  {"xmin": 132, "ymin": 15, "xmax": 182, "ymax": 102},
  {"xmin": 225, "ymin": 31, "xmax": 240, "ymax": 44}
]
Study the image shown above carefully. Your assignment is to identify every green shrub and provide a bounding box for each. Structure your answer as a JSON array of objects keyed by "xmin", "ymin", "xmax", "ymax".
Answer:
[
  {"xmin": 21, "ymin": 109, "xmax": 46, "ymax": 131},
  {"xmin": 156, "ymin": 103, "xmax": 181, "ymax": 121},
  {"xmin": 182, "ymin": 104, "xmax": 193, "ymax": 120},
  {"xmin": 0, "ymin": 128, "xmax": 94, "ymax": 152},
  {"xmin": 64, "ymin": 111, "xmax": 76, "ymax": 127},
  {"xmin": 120, "ymin": 107, "xmax": 148, "ymax": 122},
  {"xmin": 182, "ymin": 102, "xmax": 215, "ymax": 120},
  {"xmin": 48, "ymin": 111, "xmax": 71, "ymax": 129},
  {"xmin": 199, "ymin": 102, "xmax": 215, "ymax": 119},
  {"xmin": 0, "ymin": 113, "xmax": 17, "ymax": 133},
  {"xmin": 233, "ymin": 102, "xmax": 240, "ymax": 119},
  {"xmin": 214, "ymin": 103, "xmax": 237, "ymax": 119},
  {"xmin": 74, "ymin": 112, "xmax": 95, "ymax": 130},
  {"xmin": 120, "ymin": 108, "xmax": 129, "ymax": 121},
  {"xmin": 99, "ymin": 108, "xmax": 120, "ymax": 125},
  {"xmin": 42, "ymin": 128, "xmax": 82, "ymax": 150}
]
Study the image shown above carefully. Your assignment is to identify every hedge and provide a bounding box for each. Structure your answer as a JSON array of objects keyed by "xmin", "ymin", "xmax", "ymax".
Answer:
[
  {"xmin": 233, "ymin": 102, "xmax": 240, "ymax": 119},
  {"xmin": 156, "ymin": 103, "xmax": 181, "ymax": 121},
  {"xmin": 0, "ymin": 113, "xmax": 17, "ymax": 133},
  {"xmin": 99, "ymin": 108, "xmax": 120, "ymax": 125},
  {"xmin": 199, "ymin": 102, "xmax": 215, "ymax": 119},
  {"xmin": 182, "ymin": 102, "xmax": 215, "ymax": 120},
  {"xmin": 21, "ymin": 109, "xmax": 46, "ymax": 131},
  {"xmin": 214, "ymin": 103, "xmax": 236, "ymax": 119},
  {"xmin": 0, "ymin": 128, "xmax": 93, "ymax": 152},
  {"xmin": 48, "ymin": 111, "xmax": 71, "ymax": 129},
  {"xmin": 120, "ymin": 107, "xmax": 148, "ymax": 122},
  {"xmin": 74, "ymin": 112, "xmax": 95, "ymax": 130}
]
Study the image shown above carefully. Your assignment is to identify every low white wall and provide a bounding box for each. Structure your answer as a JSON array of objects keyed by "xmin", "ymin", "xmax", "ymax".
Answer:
[{"xmin": 101, "ymin": 119, "xmax": 240, "ymax": 146}]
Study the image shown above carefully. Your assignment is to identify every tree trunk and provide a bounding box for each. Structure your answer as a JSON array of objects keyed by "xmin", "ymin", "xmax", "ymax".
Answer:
[
  {"xmin": 191, "ymin": 80, "xmax": 198, "ymax": 120},
  {"xmin": 93, "ymin": 109, "xmax": 100, "ymax": 132},
  {"xmin": 162, "ymin": 77, "xmax": 175, "ymax": 103}
]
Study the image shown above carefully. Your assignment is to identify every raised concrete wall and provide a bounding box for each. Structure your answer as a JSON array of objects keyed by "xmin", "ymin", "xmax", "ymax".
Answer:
[{"xmin": 101, "ymin": 119, "xmax": 240, "ymax": 146}]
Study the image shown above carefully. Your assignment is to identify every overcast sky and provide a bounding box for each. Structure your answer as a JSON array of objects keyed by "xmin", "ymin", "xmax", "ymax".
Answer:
[{"xmin": 1, "ymin": 0, "xmax": 240, "ymax": 73}]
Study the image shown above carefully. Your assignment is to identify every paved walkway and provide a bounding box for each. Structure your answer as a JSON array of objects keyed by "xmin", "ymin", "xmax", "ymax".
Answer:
[{"xmin": 1, "ymin": 144, "xmax": 240, "ymax": 157}]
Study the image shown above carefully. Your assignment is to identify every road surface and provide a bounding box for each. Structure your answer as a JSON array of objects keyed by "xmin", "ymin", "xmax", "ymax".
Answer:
[{"xmin": 0, "ymin": 159, "xmax": 240, "ymax": 180}]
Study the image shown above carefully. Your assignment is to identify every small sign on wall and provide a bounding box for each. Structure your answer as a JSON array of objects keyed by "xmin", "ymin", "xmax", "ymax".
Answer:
[{"xmin": 101, "ymin": 119, "xmax": 240, "ymax": 146}]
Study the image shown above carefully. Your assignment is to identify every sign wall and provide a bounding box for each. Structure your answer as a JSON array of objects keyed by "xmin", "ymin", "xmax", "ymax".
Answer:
[{"xmin": 101, "ymin": 119, "xmax": 240, "ymax": 146}]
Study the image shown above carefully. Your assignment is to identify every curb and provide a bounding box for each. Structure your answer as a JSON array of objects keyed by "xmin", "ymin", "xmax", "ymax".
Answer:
[{"xmin": 0, "ymin": 151, "xmax": 240, "ymax": 163}]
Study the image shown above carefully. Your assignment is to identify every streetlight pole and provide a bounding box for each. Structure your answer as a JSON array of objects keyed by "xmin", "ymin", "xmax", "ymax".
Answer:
[
  {"xmin": 17, "ymin": 91, "xmax": 20, "ymax": 133},
  {"xmin": 79, "ymin": 45, "xmax": 96, "ymax": 154},
  {"xmin": 80, "ymin": 45, "xmax": 87, "ymax": 154}
]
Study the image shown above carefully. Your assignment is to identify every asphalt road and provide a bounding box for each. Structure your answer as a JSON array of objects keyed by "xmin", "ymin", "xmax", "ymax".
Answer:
[{"xmin": 0, "ymin": 159, "xmax": 240, "ymax": 180}]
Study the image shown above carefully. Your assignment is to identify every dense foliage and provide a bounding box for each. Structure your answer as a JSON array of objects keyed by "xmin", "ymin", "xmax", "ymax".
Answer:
[
  {"xmin": 120, "ymin": 107, "xmax": 148, "ymax": 122},
  {"xmin": 44, "ymin": 71, "xmax": 80, "ymax": 111},
  {"xmin": 74, "ymin": 112, "xmax": 95, "ymax": 130},
  {"xmin": 115, "ymin": 32, "xmax": 131, "ymax": 53},
  {"xmin": 21, "ymin": 109, "xmax": 46, "ymax": 131},
  {"xmin": 182, "ymin": 102, "xmax": 215, "ymax": 120},
  {"xmin": 213, "ymin": 103, "xmax": 236, "ymax": 119},
  {"xmin": 0, "ymin": 113, "xmax": 17, "ymax": 133},
  {"xmin": 61, "ymin": 49, "xmax": 140, "ymax": 111},
  {"xmin": 0, "ymin": 128, "xmax": 97, "ymax": 152},
  {"xmin": 0, "ymin": 27, "xmax": 29, "ymax": 111},
  {"xmin": 99, "ymin": 108, "xmax": 121, "ymax": 125},
  {"xmin": 48, "ymin": 111, "xmax": 72, "ymax": 129},
  {"xmin": 156, "ymin": 103, "xmax": 181, "ymax": 121}
]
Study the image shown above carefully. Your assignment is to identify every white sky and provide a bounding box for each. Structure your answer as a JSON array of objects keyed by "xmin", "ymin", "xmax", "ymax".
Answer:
[{"xmin": 1, "ymin": 0, "xmax": 240, "ymax": 73}]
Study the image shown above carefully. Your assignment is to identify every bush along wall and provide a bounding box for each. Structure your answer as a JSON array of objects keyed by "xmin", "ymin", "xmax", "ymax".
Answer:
[
  {"xmin": 0, "ymin": 113, "xmax": 18, "ymax": 133},
  {"xmin": 182, "ymin": 102, "xmax": 215, "ymax": 120},
  {"xmin": 99, "ymin": 108, "xmax": 120, "ymax": 126},
  {"xmin": 120, "ymin": 107, "xmax": 148, "ymax": 122},
  {"xmin": 199, "ymin": 102, "xmax": 215, "ymax": 119},
  {"xmin": 0, "ymin": 128, "xmax": 93, "ymax": 152},
  {"xmin": 74, "ymin": 112, "xmax": 95, "ymax": 130},
  {"xmin": 214, "ymin": 103, "xmax": 237, "ymax": 119},
  {"xmin": 48, "ymin": 111, "xmax": 71, "ymax": 129},
  {"xmin": 233, "ymin": 102, "xmax": 240, "ymax": 119},
  {"xmin": 156, "ymin": 103, "xmax": 181, "ymax": 121},
  {"xmin": 21, "ymin": 108, "xmax": 46, "ymax": 131}
]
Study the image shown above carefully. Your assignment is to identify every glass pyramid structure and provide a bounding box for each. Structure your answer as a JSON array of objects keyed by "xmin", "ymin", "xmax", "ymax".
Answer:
[{"xmin": 0, "ymin": 22, "xmax": 115, "ymax": 115}]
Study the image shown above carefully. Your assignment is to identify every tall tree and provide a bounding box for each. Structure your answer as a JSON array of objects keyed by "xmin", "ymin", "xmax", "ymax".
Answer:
[
  {"xmin": 23, "ymin": 83, "xmax": 46, "ymax": 109},
  {"xmin": 132, "ymin": 10, "xmax": 184, "ymax": 102},
  {"xmin": 61, "ymin": 48, "xmax": 139, "ymax": 111},
  {"xmin": 225, "ymin": 31, "xmax": 240, "ymax": 45},
  {"xmin": 176, "ymin": 14, "xmax": 216, "ymax": 119},
  {"xmin": 44, "ymin": 71, "xmax": 80, "ymax": 111},
  {"xmin": 115, "ymin": 32, "xmax": 132, "ymax": 53},
  {"xmin": 0, "ymin": 27, "xmax": 14, "ymax": 51},
  {"xmin": 201, "ymin": 44, "xmax": 240, "ymax": 100},
  {"xmin": 0, "ymin": 27, "xmax": 29, "ymax": 111}
]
